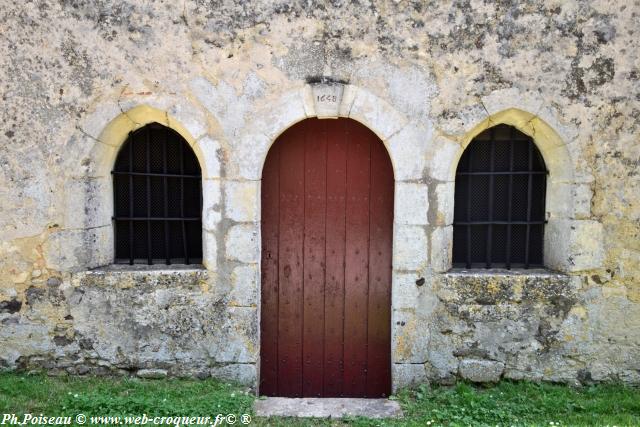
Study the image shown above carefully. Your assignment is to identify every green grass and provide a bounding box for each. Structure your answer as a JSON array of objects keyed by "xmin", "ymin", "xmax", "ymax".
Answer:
[{"xmin": 0, "ymin": 373, "xmax": 638, "ymax": 426}]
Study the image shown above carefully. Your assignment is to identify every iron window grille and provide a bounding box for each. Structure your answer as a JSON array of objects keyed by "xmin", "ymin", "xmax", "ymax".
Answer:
[
  {"xmin": 453, "ymin": 124, "xmax": 548, "ymax": 269},
  {"xmin": 112, "ymin": 123, "xmax": 203, "ymax": 265}
]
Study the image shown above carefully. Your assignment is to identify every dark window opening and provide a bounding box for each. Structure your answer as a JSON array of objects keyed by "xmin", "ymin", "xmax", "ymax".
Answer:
[
  {"xmin": 112, "ymin": 123, "xmax": 202, "ymax": 265},
  {"xmin": 453, "ymin": 124, "xmax": 547, "ymax": 269}
]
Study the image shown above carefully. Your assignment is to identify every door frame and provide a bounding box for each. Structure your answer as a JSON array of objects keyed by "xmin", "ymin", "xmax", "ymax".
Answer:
[{"xmin": 246, "ymin": 84, "xmax": 433, "ymax": 394}]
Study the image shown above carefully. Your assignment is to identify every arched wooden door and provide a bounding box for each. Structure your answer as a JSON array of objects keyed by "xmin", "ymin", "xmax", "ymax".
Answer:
[{"xmin": 260, "ymin": 118, "xmax": 394, "ymax": 398}]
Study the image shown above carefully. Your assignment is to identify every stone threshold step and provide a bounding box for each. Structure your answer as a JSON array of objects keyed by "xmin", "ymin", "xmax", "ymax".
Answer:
[{"xmin": 253, "ymin": 397, "xmax": 403, "ymax": 419}]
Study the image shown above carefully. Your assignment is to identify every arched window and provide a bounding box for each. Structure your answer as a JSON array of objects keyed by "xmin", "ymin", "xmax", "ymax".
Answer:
[
  {"xmin": 112, "ymin": 123, "xmax": 202, "ymax": 265},
  {"xmin": 453, "ymin": 124, "xmax": 547, "ymax": 269}
]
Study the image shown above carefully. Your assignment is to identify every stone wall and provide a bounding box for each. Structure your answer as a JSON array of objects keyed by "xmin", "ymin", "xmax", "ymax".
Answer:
[{"xmin": 0, "ymin": 1, "xmax": 638, "ymax": 389}]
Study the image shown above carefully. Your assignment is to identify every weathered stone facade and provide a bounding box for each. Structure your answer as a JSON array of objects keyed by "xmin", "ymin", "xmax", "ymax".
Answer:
[{"xmin": 1, "ymin": 1, "xmax": 638, "ymax": 390}]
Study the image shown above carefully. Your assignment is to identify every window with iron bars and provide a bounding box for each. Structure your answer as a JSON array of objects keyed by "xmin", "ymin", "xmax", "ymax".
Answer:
[
  {"xmin": 112, "ymin": 123, "xmax": 203, "ymax": 265},
  {"xmin": 453, "ymin": 124, "xmax": 548, "ymax": 269}
]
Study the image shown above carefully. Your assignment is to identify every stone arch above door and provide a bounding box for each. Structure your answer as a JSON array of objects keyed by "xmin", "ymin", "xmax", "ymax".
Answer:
[{"xmin": 226, "ymin": 83, "xmax": 430, "ymax": 182}]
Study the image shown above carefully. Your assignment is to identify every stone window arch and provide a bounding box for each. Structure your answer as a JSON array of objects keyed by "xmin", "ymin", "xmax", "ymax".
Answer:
[
  {"xmin": 429, "ymin": 108, "xmax": 602, "ymax": 274},
  {"xmin": 57, "ymin": 104, "xmax": 214, "ymax": 271},
  {"xmin": 452, "ymin": 124, "xmax": 547, "ymax": 269}
]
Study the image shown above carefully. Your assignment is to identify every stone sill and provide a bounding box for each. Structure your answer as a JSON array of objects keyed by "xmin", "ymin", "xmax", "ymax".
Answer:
[
  {"xmin": 72, "ymin": 264, "xmax": 208, "ymax": 289},
  {"xmin": 434, "ymin": 268, "xmax": 573, "ymax": 305},
  {"xmin": 444, "ymin": 268, "xmax": 567, "ymax": 279},
  {"xmin": 93, "ymin": 264, "xmax": 207, "ymax": 273}
]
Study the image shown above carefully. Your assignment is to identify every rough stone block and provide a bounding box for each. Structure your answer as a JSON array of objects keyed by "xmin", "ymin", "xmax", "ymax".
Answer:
[
  {"xmin": 545, "ymin": 219, "xmax": 604, "ymax": 272},
  {"xmin": 77, "ymin": 140, "xmax": 118, "ymax": 179},
  {"xmin": 426, "ymin": 136, "xmax": 463, "ymax": 181},
  {"xmin": 434, "ymin": 182, "xmax": 455, "ymax": 226},
  {"xmin": 0, "ymin": 318, "xmax": 53, "ymax": 368},
  {"xmin": 194, "ymin": 137, "xmax": 222, "ymax": 178},
  {"xmin": 392, "ymin": 364, "xmax": 428, "ymax": 391},
  {"xmin": 393, "ymin": 225, "xmax": 428, "ymax": 271},
  {"xmin": 394, "ymin": 183, "xmax": 429, "ymax": 225},
  {"xmin": 202, "ymin": 180, "xmax": 222, "ymax": 231},
  {"xmin": 547, "ymin": 181, "xmax": 593, "ymax": 219},
  {"xmin": 206, "ymin": 307, "xmax": 258, "ymax": 363},
  {"xmin": 64, "ymin": 177, "xmax": 111, "ymax": 229},
  {"xmin": 229, "ymin": 133, "xmax": 272, "ymax": 180},
  {"xmin": 458, "ymin": 359, "xmax": 505, "ymax": 383},
  {"xmin": 348, "ymin": 88, "xmax": 408, "ymax": 140},
  {"xmin": 393, "ymin": 310, "xmax": 430, "ymax": 363},
  {"xmin": 230, "ymin": 264, "xmax": 259, "ymax": 306},
  {"xmin": 386, "ymin": 122, "xmax": 430, "ymax": 181},
  {"xmin": 503, "ymin": 367, "xmax": 544, "ymax": 382},
  {"xmin": 391, "ymin": 273, "xmax": 420, "ymax": 309},
  {"xmin": 245, "ymin": 89, "xmax": 306, "ymax": 141},
  {"xmin": 427, "ymin": 344, "xmax": 459, "ymax": 381},
  {"xmin": 137, "ymin": 369, "xmax": 168, "ymax": 379},
  {"xmin": 338, "ymin": 84, "xmax": 358, "ymax": 117},
  {"xmin": 44, "ymin": 226, "xmax": 112, "ymax": 271},
  {"xmin": 210, "ymin": 363, "xmax": 257, "ymax": 387},
  {"xmin": 619, "ymin": 370, "xmax": 640, "ymax": 384},
  {"xmin": 469, "ymin": 319, "xmax": 539, "ymax": 361},
  {"xmin": 225, "ymin": 224, "xmax": 259, "ymax": 263},
  {"xmin": 430, "ymin": 226, "xmax": 452, "ymax": 273},
  {"xmin": 202, "ymin": 230, "xmax": 218, "ymax": 270},
  {"xmin": 224, "ymin": 180, "xmax": 259, "ymax": 222}
]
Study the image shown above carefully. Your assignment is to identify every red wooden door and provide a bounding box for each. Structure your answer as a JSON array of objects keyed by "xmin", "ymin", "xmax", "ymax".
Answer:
[{"xmin": 260, "ymin": 118, "xmax": 393, "ymax": 398}]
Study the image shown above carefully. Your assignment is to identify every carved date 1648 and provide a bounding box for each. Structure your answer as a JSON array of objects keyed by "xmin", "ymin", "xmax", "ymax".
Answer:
[{"xmin": 317, "ymin": 94, "xmax": 337, "ymax": 103}]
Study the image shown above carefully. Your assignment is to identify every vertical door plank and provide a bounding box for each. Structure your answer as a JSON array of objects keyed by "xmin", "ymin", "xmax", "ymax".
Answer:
[
  {"xmin": 277, "ymin": 126, "xmax": 305, "ymax": 397},
  {"xmin": 324, "ymin": 119, "xmax": 348, "ymax": 396},
  {"xmin": 302, "ymin": 120, "xmax": 327, "ymax": 396},
  {"xmin": 366, "ymin": 135, "xmax": 394, "ymax": 397},
  {"xmin": 343, "ymin": 120, "xmax": 371, "ymax": 397},
  {"xmin": 260, "ymin": 144, "xmax": 280, "ymax": 396}
]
